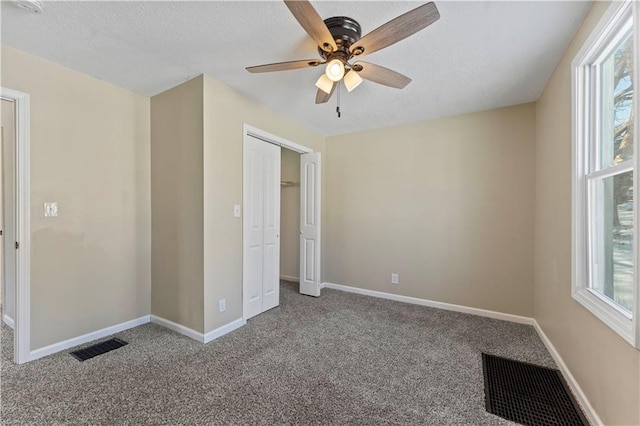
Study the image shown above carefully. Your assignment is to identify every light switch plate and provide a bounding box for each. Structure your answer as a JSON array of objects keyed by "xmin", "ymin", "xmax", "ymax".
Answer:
[
  {"xmin": 233, "ymin": 204, "xmax": 241, "ymax": 218},
  {"xmin": 44, "ymin": 202, "xmax": 58, "ymax": 218}
]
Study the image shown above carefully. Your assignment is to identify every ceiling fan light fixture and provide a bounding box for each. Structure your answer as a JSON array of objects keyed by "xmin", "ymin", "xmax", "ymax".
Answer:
[
  {"xmin": 325, "ymin": 59, "xmax": 345, "ymax": 82},
  {"xmin": 315, "ymin": 74, "xmax": 334, "ymax": 94},
  {"xmin": 344, "ymin": 70, "xmax": 363, "ymax": 92},
  {"xmin": 247, "ymin": 1, "xmax": 440, "ymax": 105}
]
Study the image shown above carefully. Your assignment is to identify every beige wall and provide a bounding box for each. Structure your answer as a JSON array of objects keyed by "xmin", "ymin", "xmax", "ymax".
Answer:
[
  {"xmin": 150, "ymin": 76, "xmax": 205, "ymax": 333},
  {"xmin": 534, "ymin": 2, "xmax": 640, "ymax": 424},
  {"xmin": 1, "ymin": 46, "xmax": 151, "ymax": 349},
  {"xmin": 149, "ymin": 74, "xmax": 323, "ymax": 334},
  {"xmin": 280, "ymin": 148, "xmax": 300, "ymax": 280},
  {"xmin": 325, "ymin": 103, "xmax": 536, "ymax": 316},
  {"xmin": 202, "ymin": 75, "xmax": 325, "ymax": 333}
]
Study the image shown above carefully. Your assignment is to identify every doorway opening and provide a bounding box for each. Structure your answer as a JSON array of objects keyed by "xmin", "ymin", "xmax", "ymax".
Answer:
[
  {"xmin": 1, "ymin": 87, "xmax": 32, "ymax": 364},
  {"xmin": 242, "ymin": 125, "xmax": 321, "ymax": 322},
  {"xmin": 1, "ymin": 99, "xmax": 16, "ymax": 331},
  {"xmin": 279, "ymin": 148, "xmax": 300, "ymax": 285}
]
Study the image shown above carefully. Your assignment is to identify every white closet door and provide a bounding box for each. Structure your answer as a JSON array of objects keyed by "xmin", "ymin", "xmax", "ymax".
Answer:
[
  {"xmin": 299, "ymin": 152, "xmax": 321, "ymax": 297},
  {"xmin": 262, "ymin": 143, "xmax": 280, "ymax": 312},
  {"xmin": 243, "ymin": 135, "xmax": 280, "ymax": 320}
]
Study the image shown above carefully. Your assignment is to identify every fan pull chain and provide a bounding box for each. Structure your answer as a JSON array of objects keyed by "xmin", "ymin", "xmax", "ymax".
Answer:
[{"xmin": 336, "ymin": 81, "xmax": 341, "ymax": 118}]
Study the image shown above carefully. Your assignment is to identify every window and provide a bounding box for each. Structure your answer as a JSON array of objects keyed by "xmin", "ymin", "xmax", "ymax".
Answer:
[{"xmin": 573, "ymin": 0, "xmax": 638, "ymax": 346}]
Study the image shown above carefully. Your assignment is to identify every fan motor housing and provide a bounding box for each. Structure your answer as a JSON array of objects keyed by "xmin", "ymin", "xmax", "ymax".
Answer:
[{"xmin": 320, "ymin": 16, "xmax": 362, "ymax": 58}]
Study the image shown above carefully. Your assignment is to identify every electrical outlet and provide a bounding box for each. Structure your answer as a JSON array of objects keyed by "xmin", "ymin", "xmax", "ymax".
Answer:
[
  {"xmin": 391, "ymin": 273, "xmax": 399, "ymax": 284},
  {"xmin": 219, "ymin": 299, "xmax": 226, "ymax": 313}
]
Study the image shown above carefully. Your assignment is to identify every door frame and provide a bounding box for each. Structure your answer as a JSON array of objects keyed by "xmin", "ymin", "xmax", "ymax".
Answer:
[
  {"xmin": 1, "ymin": 88, "xmax": 31, "ymax": 364},
  {"xmin": 242, "ymin": 124, "xmax": 314, "ymax": 322}
]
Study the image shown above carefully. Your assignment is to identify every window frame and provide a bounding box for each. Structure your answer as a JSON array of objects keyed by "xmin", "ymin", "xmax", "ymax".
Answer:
[{"xmin": 572, "ymin": 0, "xmax": 639, "ymax": 347}]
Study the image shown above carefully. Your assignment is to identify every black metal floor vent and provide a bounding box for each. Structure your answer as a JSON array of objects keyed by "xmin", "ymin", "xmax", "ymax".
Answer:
[
  {"xmin": 70, "ymin": 338, "xmax": 128, "ymax": 361},
  {"xmin": 482, "ymin": 353, "xmax": 588, "ymax": 426}
]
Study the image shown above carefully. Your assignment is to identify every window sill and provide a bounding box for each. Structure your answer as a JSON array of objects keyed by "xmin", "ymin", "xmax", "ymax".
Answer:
[{"xmin": 573, "ymin": 288, "xmax": 637, "ymax": 347}]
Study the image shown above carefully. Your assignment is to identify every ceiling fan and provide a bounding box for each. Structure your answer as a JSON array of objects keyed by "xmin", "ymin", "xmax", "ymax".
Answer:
[{"xmin": 246, "ymin": 1, "xmax": 440, "ymax": 104}]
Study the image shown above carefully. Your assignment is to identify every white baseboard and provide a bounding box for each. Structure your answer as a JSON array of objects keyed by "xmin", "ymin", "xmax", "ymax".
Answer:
[
  {"xmin": 533, "ymin": 321, "xmax": 602, "ymax": 426},
  {"xmin": 150, "ymin": 315, "xmax": 245, "ymax": 344},
  {"xmin": 3, "ymin": 313, "xmax": 15, "ymax": 329},
  {"xmin": 26, "ymin": 314, "xmax": 244, "ymax": 362},
  {"xmin": 280, "ymin": 275, "xmax": 299, "ymax": 283},
  {"xmin": 150, "ymin": 315, "xmax": 203, "ymax": 342},
  {"xmin": 29, "ymin": 315, "xmax": 150, "ymax": 361},
  {"xmin": 322, "ymin": 282, "xmax": 534, "ymax": 325},
  {"xmin": 203, "ymin": 318, "xmax": 245, "ymax": 343}
]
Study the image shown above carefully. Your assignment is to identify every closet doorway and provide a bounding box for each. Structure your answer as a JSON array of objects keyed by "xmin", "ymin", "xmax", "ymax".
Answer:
[{"xmin": 242, "ymin": 125, "xmax": 321, "ymax": 321}]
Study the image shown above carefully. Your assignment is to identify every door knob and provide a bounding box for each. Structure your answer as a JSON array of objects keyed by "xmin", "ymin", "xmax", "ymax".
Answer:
[{"xmin": 300, "ymin": 230, "xmax": 304, "ymax": 234}]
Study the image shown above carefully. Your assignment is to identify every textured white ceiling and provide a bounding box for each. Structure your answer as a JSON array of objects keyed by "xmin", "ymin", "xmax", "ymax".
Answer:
[{"xmin": 1, "ymin": 1, "xmax": 591, "ymax": 136}]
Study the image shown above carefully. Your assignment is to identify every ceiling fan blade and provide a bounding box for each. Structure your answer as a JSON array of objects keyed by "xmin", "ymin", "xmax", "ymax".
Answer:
[
  {"xmin": 350, "ymin": 2, "xmax": 440, "ymax": 57},
  {"xmin": 246, "ymin": 59, "xmax": 322, "ymax": 73},
  {"xmin": 354, "ymin": 62, "xmax": 412, "ymax": 89},
  {"xmin": 284, "ymin": 0, "xmax": 338, "ymax": 53},
  {"xmin": 315, "ymin": 82, "xmax": 337, "ymax": 104}
]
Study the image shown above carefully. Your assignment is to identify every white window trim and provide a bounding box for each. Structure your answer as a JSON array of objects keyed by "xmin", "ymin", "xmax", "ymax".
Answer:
[{"xmin": 572, "ymin": 0, "xmax": 639, "ymax": 347}]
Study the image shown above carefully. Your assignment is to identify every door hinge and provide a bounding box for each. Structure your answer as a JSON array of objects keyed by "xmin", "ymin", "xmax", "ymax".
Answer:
[
  {"xmin": 0, "ymin": 229, "xmax": 3, "ymax": 236},
  {"xmin": 15, "ymin": 241, "xmax": 19, "ymax": 249}
]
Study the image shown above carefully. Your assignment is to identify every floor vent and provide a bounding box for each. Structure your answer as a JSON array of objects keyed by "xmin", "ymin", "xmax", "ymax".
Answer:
[
  {"xmin": 482, "ymin": 353, "xmax": 588, "ymax": 426},
  {"xmin": 70, "ymin": 338, "xmax": 128, "ymax": 362}
]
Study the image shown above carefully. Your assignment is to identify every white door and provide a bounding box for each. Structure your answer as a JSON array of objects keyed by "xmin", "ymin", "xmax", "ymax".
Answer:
[
  {"xmin": 299, "ymin": 152, "xmax": 321, "ymax": 297},
  {"xmin": 243, "ymin": 135, "xmax": 281, "ymax": 320}
]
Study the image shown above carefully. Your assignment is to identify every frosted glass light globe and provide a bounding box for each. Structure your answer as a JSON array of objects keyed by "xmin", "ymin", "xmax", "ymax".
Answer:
[{"xmin": 325, "ymin": 59, "xmax": 345, "ymax": 82}]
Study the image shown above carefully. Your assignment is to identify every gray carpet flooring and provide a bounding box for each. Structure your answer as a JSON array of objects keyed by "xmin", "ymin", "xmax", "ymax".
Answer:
[{"xmin": 1, "ymin": 282, "xmax": 557, "ymax": 425}]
